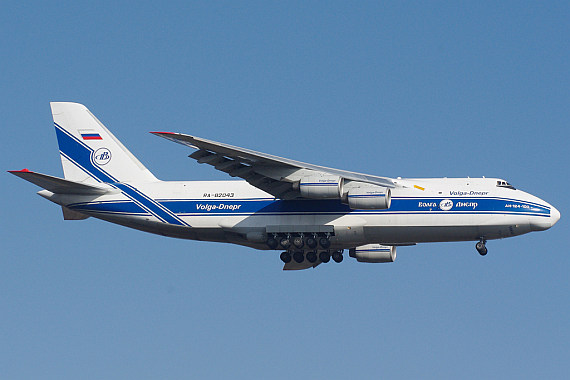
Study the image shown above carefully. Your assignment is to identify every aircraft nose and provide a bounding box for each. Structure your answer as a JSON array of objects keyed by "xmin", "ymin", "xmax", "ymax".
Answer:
[
  {"xmin": 529, "ymin": 203, "xmax": 560, "ymax": 231},
  {"xmin": 550, "ymin": 205, "xmax": 561, "ymax": 227}
]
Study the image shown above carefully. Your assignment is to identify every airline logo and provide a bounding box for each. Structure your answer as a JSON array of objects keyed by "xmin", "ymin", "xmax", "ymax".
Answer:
[
  {"xmin": 450, "ymin": 190, "xmax": 489, "ymax": 196},
  {"xmin": 93, "ymin": 148, "xmax": 112, "ymax": 165},
  {"xmin": 196, "ymin": 203, "xmax": 242, "ymax": 211},
  {"xmin": 417, "ymin": 199, "xmax": 478, "ymax": 211},
  {"xmin": 439, "ymin": 199, "xmax": 454, "ymax": 211}
]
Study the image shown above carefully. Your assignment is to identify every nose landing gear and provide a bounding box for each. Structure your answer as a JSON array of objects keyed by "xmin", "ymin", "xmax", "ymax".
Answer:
[{"xmin": 476, "ymin": 239, "xmax": 488, "ymax": 256}]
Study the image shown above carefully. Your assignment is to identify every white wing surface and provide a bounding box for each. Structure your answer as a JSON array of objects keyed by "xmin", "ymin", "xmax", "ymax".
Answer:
[{"xmin": 152, "ymin": 132, "xmax": 395, "ymax": 199}]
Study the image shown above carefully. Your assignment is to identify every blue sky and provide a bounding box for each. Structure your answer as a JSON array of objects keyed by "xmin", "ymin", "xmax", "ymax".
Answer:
[{"xmin": 2, "ymin": 1, "xmax": 569, "ymax": 379}]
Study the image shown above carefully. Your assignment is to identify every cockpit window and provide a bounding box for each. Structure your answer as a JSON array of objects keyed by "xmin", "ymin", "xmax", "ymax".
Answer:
[{"xmin": 496, "ymin": 180, "xmax": 516, "ymax": 190}]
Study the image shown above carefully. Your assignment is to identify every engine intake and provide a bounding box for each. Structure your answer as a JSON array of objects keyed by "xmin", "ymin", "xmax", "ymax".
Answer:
[
  {"xmin": 346, "ymin": 186, "xmax": 391, "ymax": 209},
  {"xmin": 349, "ymin": 244, "xmax": 396, "ymax": 263}
]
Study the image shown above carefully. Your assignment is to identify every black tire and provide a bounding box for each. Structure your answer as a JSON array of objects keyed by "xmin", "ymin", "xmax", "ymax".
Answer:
[
  {"xmin": 306, "ymin": 251, "xmax": 317, "ymax": 263},
  {"xmin": 280, "ymin": 237, "xmax": 291, "ymax": 249},
  {"xmin": 319, "ymin": 251, "xmax": 331, "ymax": 263},
  {"xmin": 293, "ymin": 251, "xmax": 304, "ymax": 263},
  {"xmin": 266, "ymin": 237, "xmax": 278, "ymax": 249},
  {"xmin": 319, "ymin": 237, "xmax": 331, "ymax": 249},
  {"xmin": 332, "ymin": 251, "xmax": 343, "ymax": 263},
  {"xmin": 293, "ymin": 236, "xmax": 304, "ymax": 249},
  {"xmin": 476, "ymin": 241, "xmax": 487, "ymax": 256},
  {"xmin": 280, "ymin": 251, "xmax": 291, "ymax": 263},
  {"xmin": 306, "ymin": 237, "xmax": 318, "ymax": 249}
]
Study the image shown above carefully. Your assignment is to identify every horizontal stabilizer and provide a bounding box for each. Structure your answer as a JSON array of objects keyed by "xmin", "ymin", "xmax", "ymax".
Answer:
[{"xmin": 8, "ymin": 169, "xmax": 110, "ymax": 195}]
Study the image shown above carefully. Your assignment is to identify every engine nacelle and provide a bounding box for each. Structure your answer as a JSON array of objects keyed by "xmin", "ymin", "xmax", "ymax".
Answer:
[
  {"xmin": 349, "ymin": 244, "xmax": 396, "ymax": 263},
  {"xmin": 299, "ymin": 175, "xmax": 343, "ymax": 199},
  {"xmin": 346, "ymin": 186, "xmax": 391, "ymax": 209}
]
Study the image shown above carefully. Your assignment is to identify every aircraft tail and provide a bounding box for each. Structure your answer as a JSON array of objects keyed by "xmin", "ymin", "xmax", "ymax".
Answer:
[{"xmin": 51, "ymin": 102, "xmax": 157, "ymax": 184}]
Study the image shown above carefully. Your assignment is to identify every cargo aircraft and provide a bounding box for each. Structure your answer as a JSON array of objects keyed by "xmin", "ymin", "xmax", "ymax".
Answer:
[{"xmin": 9, "ymin": 103, "xmax": 560, "ymax": 270}]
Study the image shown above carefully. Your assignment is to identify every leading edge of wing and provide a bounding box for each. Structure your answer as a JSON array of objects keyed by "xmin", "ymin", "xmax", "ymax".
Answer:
[{"xmin": 151, "ymin": 132, "xmax": 395, "ymax": 188}]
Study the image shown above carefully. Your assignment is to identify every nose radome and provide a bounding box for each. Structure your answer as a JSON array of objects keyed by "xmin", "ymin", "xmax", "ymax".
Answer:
[
  {"xmin": 551, "ymin": 206, "xmax": 561, "ymax": 227},
  {"xmin": 529, "ymin": 203, "xmax": 561, "ymax": 231}
]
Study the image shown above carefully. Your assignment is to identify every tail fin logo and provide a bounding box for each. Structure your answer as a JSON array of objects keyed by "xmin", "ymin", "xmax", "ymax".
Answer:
[
  {"xmin": 79, "ymin": 129, "xmax": 103, "ymax": 140},
  {"xmin": 93, "ymin": 148, "xmax": 112, "ymax": 166}
]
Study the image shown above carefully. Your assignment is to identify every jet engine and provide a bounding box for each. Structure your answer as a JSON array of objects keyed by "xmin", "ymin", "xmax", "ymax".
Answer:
[
  {"xmin": 297, "ymin": 176, "xmax": 391, "ymax": 211},
  {"xmin": 349, "ymin": 244, "xmax": 396, "ymax": 263},
  {"xmin": 299, "ymin": 175, "xmax": 343, "ymax": 199},
  {"xmin": 346, "ymin": 186, "xmax": 391, "ymax": 209}
]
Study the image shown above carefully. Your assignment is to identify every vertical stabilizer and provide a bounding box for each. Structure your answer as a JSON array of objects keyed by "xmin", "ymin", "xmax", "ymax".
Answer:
[{"xmin": 51, "ymin": 102, "xmax": 157, "ymax": 184}]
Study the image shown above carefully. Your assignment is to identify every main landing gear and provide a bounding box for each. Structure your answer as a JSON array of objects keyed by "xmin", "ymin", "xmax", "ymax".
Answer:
[
  {"xmin": 267, "ymin": 233, "xmax": 332, "ymax": 251},
  {"xmin": 476, "ymin": 239, "xmax": 488, "ymax": 256},
  {"xmin": 279, "ymin": 249, "xmax": 344, "ymax": 265},
  {"xmin": 332, "ymin": 250, "xmax": 343, "ymax": 263},
  {"xmin": 271, "ymin": 233, "xmax": 342, "ymax": 265},
  {"xmin": 280, "ymin": 251, "xmax": 292, "ymax": 263}
]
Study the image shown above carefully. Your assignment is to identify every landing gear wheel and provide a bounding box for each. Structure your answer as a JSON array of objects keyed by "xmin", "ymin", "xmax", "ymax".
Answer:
[
  {"xmin": 306, "ymin": 237, "xmax": 318, "ymax": 249},
  {"xmin": 476, "ymin": 241, "xmax": 488, "ymax": 256},
  {"xmin": 293, "ymin": 236, "xmax": 304, "ymax": 249},
  {"xmin": 266, "ymin": 237, "xmax": 278, "ymax": 249},
  {"xmin": 319, "ymin": 251, "xmax": 331, "ymax": 263},
  {"xmin": 293, "ymin": 251, "xmax": 304, "ymax": 263},
  {"xmin": 332, "ymin": 250, "xmax": 343, "ymax": 263},
  {"xmin": 280, "ymin": 237, "xmax": 291, "ymax": 249},
  {"xmin": 306, "ymin": 251, "xmax": 317, "ymax": 263},
  {"xmin": 280, "ymin": 251, "xmax": 291, "ymax": 263},
  {"xmin": 319, "ymin": 237, "xmax": 331, "ymax": 249}
]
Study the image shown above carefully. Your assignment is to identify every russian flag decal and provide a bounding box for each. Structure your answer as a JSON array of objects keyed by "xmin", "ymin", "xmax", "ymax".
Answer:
[{"xmin": 79, "ymin": 130, "xmax": 102, "ymax": 140}]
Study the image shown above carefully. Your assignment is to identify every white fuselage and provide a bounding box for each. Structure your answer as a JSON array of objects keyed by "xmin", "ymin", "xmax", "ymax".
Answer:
[{"xmin": 39, "ymin": 176, "xmax": 560, "ymax": 251}]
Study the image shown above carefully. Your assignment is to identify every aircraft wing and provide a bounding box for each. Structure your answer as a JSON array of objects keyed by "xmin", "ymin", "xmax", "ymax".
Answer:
[{"xmin": 152, "ymin": 132, "xmax": 395, "ymax": 199}]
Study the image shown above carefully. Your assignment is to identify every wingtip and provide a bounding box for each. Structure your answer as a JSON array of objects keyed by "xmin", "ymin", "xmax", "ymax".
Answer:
[
  {"xmin": 150, "ymin": 131, "xmax": 177, "ymax": 135},
  {"xmin": 8, "ymin": 168, "xmax": 32, "ymax": 174}
]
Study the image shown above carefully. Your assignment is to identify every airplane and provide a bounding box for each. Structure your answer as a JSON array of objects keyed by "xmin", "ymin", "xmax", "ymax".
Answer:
[{"xmin": 9, "ymin": 102, "xmax": 560, "ymax": 270}]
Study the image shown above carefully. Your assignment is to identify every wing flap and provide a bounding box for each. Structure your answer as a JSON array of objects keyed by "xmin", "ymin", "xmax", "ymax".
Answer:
[{"xmin": 8, "ymin": 169, "xmax": 111, "ymax": 195}]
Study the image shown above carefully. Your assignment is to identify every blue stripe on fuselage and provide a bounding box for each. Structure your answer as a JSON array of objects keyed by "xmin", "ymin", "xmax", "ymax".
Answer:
[
  {"xmin": 69, "ymin": 200, "xmax": 149, "ymax": 215},
  {"xmin": 113, "ymin": 183, "xmax": 189, "ymax": 225},
  {"xmin": 158, "ymin": 197, "xmax": 550, "ymax": 216},
  {"xmin": 70, "ymin": 197, "xmax": 550, "ymax": 218}
]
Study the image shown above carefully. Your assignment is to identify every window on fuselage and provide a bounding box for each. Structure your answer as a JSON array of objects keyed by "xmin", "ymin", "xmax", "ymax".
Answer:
[{"xmin": 496, "ymin": 180, "xmax": 516, "ymax": 190}]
